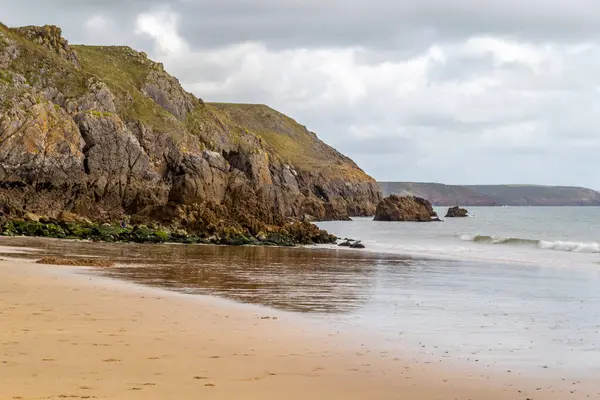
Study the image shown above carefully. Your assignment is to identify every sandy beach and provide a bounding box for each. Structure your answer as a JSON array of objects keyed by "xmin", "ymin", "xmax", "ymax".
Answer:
[{"xmin": 0, "ymin": 255, "xmax": 594, "ymax": 400}]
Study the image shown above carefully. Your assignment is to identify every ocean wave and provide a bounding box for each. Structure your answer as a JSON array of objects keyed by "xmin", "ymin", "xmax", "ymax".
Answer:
[
  {"xmin": 460, "ymin": 234, "xmax": 600, "ymax": 253},
  {"xmin": 538, "ymin": 240, "xmax": 600, "ymax": 253}
]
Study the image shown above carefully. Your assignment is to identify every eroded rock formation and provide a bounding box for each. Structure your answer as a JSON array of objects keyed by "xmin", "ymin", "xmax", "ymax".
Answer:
[
  {"xmin": 445, "ymin": 206, "xmax": 469, "ymax": 218},
  {"xmin": 0, "ymin": 24, "xmax": 381, "ymax": 242},
  {"xmin": 373, "ymin": 195, "xmax": 439, "ymax": 222}
]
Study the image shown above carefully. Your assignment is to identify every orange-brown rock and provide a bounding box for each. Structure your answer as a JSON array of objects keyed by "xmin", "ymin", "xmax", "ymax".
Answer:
[
  {"xmin": 0, "ymin": 23, "xmax": 381, "ymax": 240},
  {"xmin": 445, "ymin": 206, "xmax": 469, "ymax": 218},
  {"xmin": 373, "ymin": 195, "xmax": 439, "ymax": 222}
]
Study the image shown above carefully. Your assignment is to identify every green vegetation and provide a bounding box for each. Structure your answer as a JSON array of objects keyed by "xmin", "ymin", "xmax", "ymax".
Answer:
[
  {"xmin": 207, "ymin": 103, "xmax": 370, "ymax": 181},
  {"xmin": 3, "ymin": 24, "xmax": 372, "ymax": 183},
  {"xmin": 5, "ymin": 28, "xmax": 87, "ymax": 99},
  {"xmin": 0, "ymin": 218, "xmax": 336, "ymax": 246},
  {"xmin": 0, "ymin": 22, "xmax": 378, "ymax": 243},
  {"xmin": 0, "ymin": 69, "xmax": 12, "ymax": 84},
  {"xmin": 73, "ymin": 45, "xmax": 179, "ymax": 133},
  {"xmin": 73, "ymin": 46, "xmax": 151, "ymax": 89},
  {"xmin": 84, "ymin": 109, "xmax": 115, "ymax": 118}
]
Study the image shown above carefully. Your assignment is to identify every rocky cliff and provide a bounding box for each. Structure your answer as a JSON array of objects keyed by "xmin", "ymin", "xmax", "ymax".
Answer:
[{"xmin": 0, "ymin": 24, "xmax": 380, "ymax": 240}]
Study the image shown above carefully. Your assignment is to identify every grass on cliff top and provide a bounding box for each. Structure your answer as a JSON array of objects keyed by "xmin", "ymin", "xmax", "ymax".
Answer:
[
  {"xmin": 208, "ymin": 103, "xmax": 323, "ymax": 167},
  {"xmin": 3, "ymin": 24, "xmax": 88, "ymax": 98},
  {"xmin": 207, "ymin": 103, "xmax": 372, "ymax": 181},
  {"xmin": 73, "ymin": 45, "xmax": 150, "ymax": 89},
  {"xmin": 73, "ymin": 45, "xmax": 179, "ymax": 133},
  {"xmin": 208, "ymin": 103, "xmax": 302, "ymax": 134}
]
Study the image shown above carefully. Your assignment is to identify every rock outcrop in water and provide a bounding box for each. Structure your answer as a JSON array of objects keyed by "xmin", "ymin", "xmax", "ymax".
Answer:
[
  {"xmin": 373, "ymin": 195, "xmax": 439, "ymax": 222},
  {"xmin": 0, "ymin": 23, "xmax": 381, "ymax": 244},
  {"xmin": 445, "ymin": 206, "xmax": 469, "ymax": 218}
]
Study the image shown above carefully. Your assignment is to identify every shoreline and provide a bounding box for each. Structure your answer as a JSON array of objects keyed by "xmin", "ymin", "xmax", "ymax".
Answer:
[
  {"xmin": 317, "ymin": 218, "xmax": 600, "ymax": 271},
  {"xmin": 1, "ymin": 250, "xmax": 596, "ymax": 399}
]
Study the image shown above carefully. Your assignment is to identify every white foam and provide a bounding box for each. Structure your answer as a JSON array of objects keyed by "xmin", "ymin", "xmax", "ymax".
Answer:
[
  {"xmin": 538, "ymin": 240, "xmax": 600, "ymax": 253},
  {"xmin": 318, "ymin": 215, "xmax": 600, "ymax": 271},
  {"xmin": 460, "ymin": 234, "xmax": 476, "ymax": 241}
]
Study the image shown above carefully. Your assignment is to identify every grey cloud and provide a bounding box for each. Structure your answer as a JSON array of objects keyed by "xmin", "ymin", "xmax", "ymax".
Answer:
[
  {"xmin": 172, "ymin": 0, "xmax": 600, "ymax": 49},
  {"xmin": 3, "ymin": 0, "xmax": 600, "ymax": 188},
  {"xmin": 4, "ymin": 0, "xmax": 600, "ymax": 50}
]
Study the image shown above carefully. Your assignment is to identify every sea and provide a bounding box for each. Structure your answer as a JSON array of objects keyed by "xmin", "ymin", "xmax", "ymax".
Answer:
[
  {"xmin": 316, "ymin": 207, "xmax": 600, "ymax": 379},
  {"xmin": 319, "ymin": 206, "xmax": 600, "ymax": 269},
  {"xmin": 2, "ymin": 206, "xmax": 600, "ymax": 384}
]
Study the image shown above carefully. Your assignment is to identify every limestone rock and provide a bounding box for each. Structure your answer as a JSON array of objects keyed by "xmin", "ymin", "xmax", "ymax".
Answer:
[
  {"xmin": 65, "ymin": 78, "xmax": 117, "ymax": 114},
  {"xmin": 142, "ymin": 66, "xmax": 198, "ymax": 120},
  {"xmin": 0, "ymin": 87, "xmax": 84, "ymax": 185},
  {"xmin": 445, "ymin": 206, "xmax": 469, "ymax": 218},
  {"xmin": 0, "ymin": 31, "xmax": 19, "ymax": 69},
  {"xmin": 373, "ymin": 195, "xmax": 439, "ymax": 222},
  {"xmin": 75, "ymin": 112, "xmax": 164, "ymax": 208},
  {"xmin": 349, "ymin": 241, "xmax": 365, "ymax": 249},
  {"xmin": 13, "ymin": 25, "xmax": 80, "ymax": 68},
  {"xmin": 0, "ymin": 23, "xmax": 383, "ymax": 242}
]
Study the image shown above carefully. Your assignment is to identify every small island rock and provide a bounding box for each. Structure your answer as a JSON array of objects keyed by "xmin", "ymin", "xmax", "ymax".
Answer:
[
  {"xmin": 373, "ymin": 195, "xmax": 439, "ymax": 222},
  {"xmin": 445, "ymin": 206, "xmax": 469, "ymax": 218},
  {"xmin": 349, "ymin": 241, "xmax": 366, "ymax": 249}
]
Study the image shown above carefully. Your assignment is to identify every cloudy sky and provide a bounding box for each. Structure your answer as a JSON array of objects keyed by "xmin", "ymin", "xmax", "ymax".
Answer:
[{"xmin": 3, "ymin": 0, "xmax": 600, "ymax": 188}]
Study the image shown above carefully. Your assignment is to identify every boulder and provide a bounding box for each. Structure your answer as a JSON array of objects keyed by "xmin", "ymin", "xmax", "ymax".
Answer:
[
  {"xmin": 338, "ymin": 239, "xmax": 365, "ymax": 248},
  {"xmin": 349, "ymin": 241, "xmax": 365, "ymax": 249},
  {"xmin": 373, "ymin": 195, "xmax": 439, "ymax": 222},
  {"xmin": 445, "ymin": 206, "xmax": 469, "ymax": 218}
]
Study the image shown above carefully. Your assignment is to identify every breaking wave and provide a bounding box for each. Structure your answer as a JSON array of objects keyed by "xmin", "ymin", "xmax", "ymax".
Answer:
[{"xmin": 460, "ymin": 234, "xmax": 600, "ymax": 253}]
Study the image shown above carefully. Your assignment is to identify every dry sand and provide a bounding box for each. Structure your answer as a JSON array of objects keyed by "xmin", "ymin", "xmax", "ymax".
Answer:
[{"xmin": 0, "ymin": 257, "xmax": 593, "ymax": 400}]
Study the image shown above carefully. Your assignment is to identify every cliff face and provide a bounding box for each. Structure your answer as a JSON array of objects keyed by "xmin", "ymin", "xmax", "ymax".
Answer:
[
  {"xmin": 0, "ymin": 24, "xmax": 380, "ymax": 235},
  {"xmin": 379, "ymin": 182, "xmax": 600, "ymax": 206}
]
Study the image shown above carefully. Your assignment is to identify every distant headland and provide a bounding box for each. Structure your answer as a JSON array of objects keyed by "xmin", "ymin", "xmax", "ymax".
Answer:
[{"xmin": 378, "ymin": 182, "xmax": 600, "ymax": 206}]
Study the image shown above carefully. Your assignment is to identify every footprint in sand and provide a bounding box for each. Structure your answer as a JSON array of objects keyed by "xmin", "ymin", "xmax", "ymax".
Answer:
[
  {"xmin": 204, "ymin": 383, "xmax": 215, "ymax": 387},
  {"xmin": 194, "ymin": 376, "xmax": 209, "ymax": 380},
  {"xmin": 102, "ymin": 358, "xmax": 121, "ymax": 362}
]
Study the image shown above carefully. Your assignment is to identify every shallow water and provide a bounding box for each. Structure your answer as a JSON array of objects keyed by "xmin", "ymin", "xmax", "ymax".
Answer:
[
  {"xmin": 1, "ymin": 233, "xmax": 599, "ymax": 380},
  {"xmin": 317, "ymin": 207, "xmax": 600, "ymax": 269}
]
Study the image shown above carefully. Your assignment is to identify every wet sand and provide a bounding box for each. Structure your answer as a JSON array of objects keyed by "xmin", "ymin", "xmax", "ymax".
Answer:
[{"xmin": 0, "ymin": 255, "xmax": 592, "ymax": 400}]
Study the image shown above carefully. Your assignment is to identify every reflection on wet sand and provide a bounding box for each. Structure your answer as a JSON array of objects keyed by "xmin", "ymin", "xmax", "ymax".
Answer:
[
  {"xmin": 2, "ymin": 236, "xmax": 600, "ymax": 381},
  {"xmin": 0, "ymin": 236, "xmax": 414, "ymax": 314}
]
